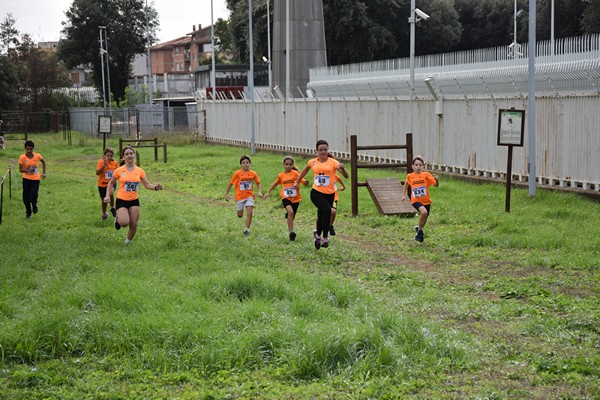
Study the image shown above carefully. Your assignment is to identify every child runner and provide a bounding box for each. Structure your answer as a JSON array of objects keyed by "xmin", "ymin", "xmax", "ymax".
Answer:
[
  {"xmin": 96, "ymin": 147, "xmax": 118, "ymax": 220},
  {"xmin": 225, "ymin": 155, "xmax": 263, "ymax": 236},
  {"xmin": 18, "ymin": 140, "xmax": 46, "ymax": 218},
  {"xmin": 264, "ymin": 156, "xmax": 308, "ymax": 241},
  {"xmin": 295, "ymin": 139, "xmax": 349, "ymax": 249},
  {"xmin": 104, "ymin": 145, "xmax": 163, "ymax": 244},
  {"xmin": 401, "ymin": 155, "xmax": 439, "ymax": 242},
  {"xmin": 328, "ymin": 174, "xmax": 346, "ymax": 236}
]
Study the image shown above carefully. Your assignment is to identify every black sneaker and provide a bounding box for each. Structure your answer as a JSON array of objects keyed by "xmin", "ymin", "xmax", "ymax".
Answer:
[
  {"xmin": 329, "ymin": 225, "xmax": 336, "ymax": 236},
  {"xmin": 289, "ymin": 231, "xmax": 296, "ymax": 241},
  {"xmin": 321, "ymin": 237, "xmax": 329, "ymax": 248},
  {"xmin": 414, "ymin": 229, "xmax": 424, "ymax": 242},
  {"xmin": 110, "ymin": 207, "xmax": 117, "ymax": 217},
  {"xmin": 313, "ymin": 230, "xmax": 321, "ymax": 250},
  {"xmin": 26, "ymin": 213, "xmax": 31, "ymax": 219},
  {"xmin": 114, "ymin": 218, "xmax": 121, "ymax": 230},
  {"xmin": 414, "ymin": 225, "xmax": 419, "ymax": 234},
  {"xmin": 32, "ymin": 204, "xmax": 38, "ymax": 214}
]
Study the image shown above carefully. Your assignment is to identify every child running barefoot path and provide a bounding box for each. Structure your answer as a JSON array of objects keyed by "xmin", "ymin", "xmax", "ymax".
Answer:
[
  {"xmin": 264, "ymin": 156, "xmax": 308, "ymax": 241},
  {"xmin": 225, "ymin": 155, "xmax": 263, "ymax": 236},
  {"xmin": 402, "ymin": 155, "xmax": 439, "ymax": 242}
]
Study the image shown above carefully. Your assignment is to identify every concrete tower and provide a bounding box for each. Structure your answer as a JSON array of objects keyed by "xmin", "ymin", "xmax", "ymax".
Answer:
[{"xmin": 272, "ymin": 0, "xmax": 327, "ymax": 97}]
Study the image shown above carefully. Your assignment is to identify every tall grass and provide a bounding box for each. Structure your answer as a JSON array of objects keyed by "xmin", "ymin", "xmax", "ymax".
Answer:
[{"xmin": 0, "ymin": 132, "xmax": 598, "ymax": 399}]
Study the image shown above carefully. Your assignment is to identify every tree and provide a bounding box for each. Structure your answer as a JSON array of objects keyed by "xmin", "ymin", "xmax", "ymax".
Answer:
[
  {"xmin": 0, "ymin": 13, "xmax": 20, "ymax": 55},
  {"xmin": 0, "ymin": 54, "xmax": 20, "ymax": 109},
  {"xmin": 581, "ymin": 0, "xmax": 600, "ymax": 33},
  {"xmin": 58, "ymin": 0, "xmax": 158, "ymax": 103}
]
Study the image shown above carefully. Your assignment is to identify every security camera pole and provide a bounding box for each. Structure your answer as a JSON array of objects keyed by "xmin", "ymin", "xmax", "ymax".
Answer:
[{"xmin": 409, "ymin": 0, "xmax": 416, "ymax": 136}]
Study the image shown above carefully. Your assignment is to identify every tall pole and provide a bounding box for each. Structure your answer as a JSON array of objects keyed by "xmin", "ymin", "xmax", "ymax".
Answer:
[
  {"xmin": 528, "ymin": 0, "xmax": 536, "ymax": 196},
  {"xmin": 249, "ymin": 0, "xmax": 256, "ymax": 154},
  {"xmin": 513, "ymin": 0, "xmax": 518, "ymax": 60},
  {"xmin": 211, "ymin": 0, "xmax": 216, "ymax": 100},
  {"xmin": 99, "ymin": 27, "xmax": 106, "ymax": 112},
  {"xmin": 285, "ymin": 0, "xmax": 290, "ymax": 98},
  {"xmin": 104, "ymin": 27, "xmax": 112, "ymax": 113},
  {"xmin": 267, "ymin": 0, "xmax": 272, "ymax": 93},
  {"xmin": 145, "ymin": 0, "xmax": 153, "ymax": 102},
  {"xmin": 550, "ymin": 0, "xmax": 555, "ymax": 56},
  {"xmin": 409, "ymin": 0, "xmax": 416, "ymax": 135}
]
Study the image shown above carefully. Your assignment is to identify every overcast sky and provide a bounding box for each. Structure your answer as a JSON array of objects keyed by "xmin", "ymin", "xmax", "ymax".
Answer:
[{"xmin": 2, "ymin": 0, "xmax": 229, "ymax": 44}]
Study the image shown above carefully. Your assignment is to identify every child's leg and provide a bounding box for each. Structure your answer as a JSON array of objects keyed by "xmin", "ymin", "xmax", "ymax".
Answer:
[
  {"xmin": 285, "ymin": 204, "xmax": 295, "ymax": 232},
  {"xmin": 237, "ymin": 209, "xmax": 244, "ymax": 218},
  {"xmin": 245, "ymin": 206, "xmax": 253, "ymax": 229},
  {"xmin": 330, "ymin": 207, "xmax": 337, "ymax": 225},
  {"xmin": 418, "ymin": 206, "xmax": 429, "ymax": 229}
]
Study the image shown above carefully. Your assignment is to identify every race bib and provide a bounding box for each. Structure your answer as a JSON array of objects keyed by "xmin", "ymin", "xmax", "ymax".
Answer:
[
  {"xmin": 105, "ymin": 170, "xmax": 114, "ymax": 179},
  {"xmin": 240, "ymin": 181, "xmax": 253, "ymax": 191},
  {"xmin": 124, "ymin": 181, "xmax": 139, "ymax": 192},
  {"xmin": 412, "ymin": 185, "xmax": 426, "ymax": 198},
  {"xmin": 284, "ymin": 187, "xmax": 297, "ymax": 198},
  {"xmin": 29, "ymin": 166, "xmax": 38, "ymax": 175},
  {"xmin": 315, "ymin": 175, "xmax": 330, "ymax": 186}
]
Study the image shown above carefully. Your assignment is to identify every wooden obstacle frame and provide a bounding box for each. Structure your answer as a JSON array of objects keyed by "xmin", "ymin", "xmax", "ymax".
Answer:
[
  {"xmin": 119, "ymin": 138, "xmax": 168, "ymax": 165},
  {"xmin": 350, "ymin": 134, "xmax": 415, "ymax": 216}
]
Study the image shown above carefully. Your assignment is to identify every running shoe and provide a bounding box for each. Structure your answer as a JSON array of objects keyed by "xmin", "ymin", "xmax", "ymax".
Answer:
[
  {"xmin": 114, "ymin": 218, "xmax": 121, "ymax": 230},
  {"xmin": 289, "ymin": 231, "xmax": 297, "ymax": 241},
  {"xmin": 414, "ymin": 229, "xmax": 424, "ymax": 242},
  {"xmin": 329, "ymin": 225, "xmax": 336, "ymax": 236},
  {"xmin": 414, "ymin": 225, "xmax": 420, "ymax": 233},
  {"xmin": 102, "ymin": 212, "xmax": 109, "ymax": 220},
  {"xmin": 110, "ymin": 207, "xmax": 117, "ymax": 217},
  {"xmin": 32, "ymin": 204, "xmax": 38, "ymax": 214},
  {"xmin": 321, "ymin": 237, "xmax": 329, "ymax": 248},
  {"xmin": 313, "ymin": 230, "xmax": 321, "ymax": 250},
  {"xmin": 244, "ymin": 228, "xmax": 250, "ymax": 236}
]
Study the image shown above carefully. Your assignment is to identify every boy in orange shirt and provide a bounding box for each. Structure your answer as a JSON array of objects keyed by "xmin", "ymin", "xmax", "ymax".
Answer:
[
  {"xmin": 225, "ymin": 155, "xmax": 263, "ymax": 235},
  {"xmin": 96, "ymin": 147, "xmax": 118, "ymax": 220},
  {"xmin": 18, "ymin": 140, "xmax": 46, "ymax": 218},
  {"xmin": 402, "ymin": 155, "xmax": 439, "ymax": 242}
]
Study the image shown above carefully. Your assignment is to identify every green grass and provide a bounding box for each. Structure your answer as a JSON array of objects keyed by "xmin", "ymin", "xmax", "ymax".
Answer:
[{"xmin": 0, "ymin": 132, "xmax": 598, "ymax": 399}]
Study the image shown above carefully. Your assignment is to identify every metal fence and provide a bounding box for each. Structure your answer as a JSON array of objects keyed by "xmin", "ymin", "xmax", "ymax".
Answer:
[{"xmin": 68, "ymin": 105, "xmax": 201, "ymax": 137}]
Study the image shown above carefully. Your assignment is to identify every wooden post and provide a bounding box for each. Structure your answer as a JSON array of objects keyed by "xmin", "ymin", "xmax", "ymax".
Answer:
[
  {"xmin": 505, "ymin": 145, "xmax": 513, "ymax": 212},
  {"xmin": 350, "ymin": 135, "xmax": 358, "ymax": 216},
  {"xmin": 153, "ymin": 137, "xmax": 158, "ymax": 161},
  {"xmin": 406, "ymin": 133, "xmax": 413, "ymax": 173},
  {"xmin": 118, "ymin": 138, "xmax": 123, "ymax": 159}
]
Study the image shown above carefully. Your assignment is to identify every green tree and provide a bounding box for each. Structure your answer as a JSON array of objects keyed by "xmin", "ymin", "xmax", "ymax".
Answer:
[
  {"xmin": 58, "ymin": 0, "xmax": 158, "ymax": 103},
  {"xmin": 581, "ymin": 0, "xmax": 600, "ymax": 33},
  {"xmin": 0, "ymin": 13, "xmax": 20, "ymax": 55},
  {"xmin": 0, "ymin": 54, "xmax": 20, "ymax": 109}
]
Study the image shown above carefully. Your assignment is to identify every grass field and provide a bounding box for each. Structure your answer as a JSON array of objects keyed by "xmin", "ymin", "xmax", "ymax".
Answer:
[{"xmin": 0, "ymin": 132, "xmax": 599, "ymax": 399}]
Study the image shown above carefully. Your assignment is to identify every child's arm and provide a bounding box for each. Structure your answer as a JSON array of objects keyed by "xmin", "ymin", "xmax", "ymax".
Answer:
[
  {"xmin": 337, "ymin": 176, "xmax": 346, "ymax": 191},
  {"xmin": 294, "ymin": 165, "xmax": 311, "ymax": 188},
  {"xmin": 256, "ymin": 182, "xmax": 263, "ymax": 199},
  {"xmin": 401, "ymin": 177, "xmax": 409, "ymax": 203},
  {"xmin": 264, "ymin": 181, "xmax": 279, "ymax": 198},
  {"xmin": 96, "ymin": 158, "xmax": 107, "ymax": 176},
  {"xmin": 336, "ymin": 162, "xmax": 349, "ymax": 178},
  {"xmin": 225, "ymin": 183, "xmax": 233, "ymax": 202},
  {"xmin": 40, "ymin": 158, "xmax": 46, "ymax": 179},
  {"xmin": 433, "ymin": 174, "xmax": 439, "ymax": 187}
]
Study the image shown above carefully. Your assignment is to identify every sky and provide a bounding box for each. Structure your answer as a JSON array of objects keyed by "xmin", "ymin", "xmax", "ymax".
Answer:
[{"xmin": 2, "ymin": 0, "xmax": 230, "ymax": 44}]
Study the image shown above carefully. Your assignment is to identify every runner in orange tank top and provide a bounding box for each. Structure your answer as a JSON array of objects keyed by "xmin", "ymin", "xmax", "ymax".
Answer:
[
  {"xmin": 402, "ymin": 155, "xmax": 439, "ymax": 242},
  {"xmin": 96, "ymin": 147, "xmax": 118, "ymax": 220}
]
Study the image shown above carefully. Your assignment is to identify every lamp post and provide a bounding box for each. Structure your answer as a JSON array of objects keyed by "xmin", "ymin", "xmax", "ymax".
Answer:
[
  {"xmin": 266, "ymin": 0, "xmax": 272, "ymax": 94},
  {"xmin": 211, "ymin": 0, "xmax": 216, "ymax": 100},
  {"xmin": 145, "ymin": 0, "xmax": 153, "ymax": 103},
  {"xmin": 550, "ymin": 0, "xmax": 554, "ymax": 55},
  {"xmin": 99, "ymin": 26, "xmax": 107, "ymax": 112},
  {"xmin": 512, "ymin": 1, "xmax": 524, "ymax": 59},
  {"xmin": 408, "ymin": 1, "xmax": 428, "ymax": 135},
  {"xmin": 285, "ymin": 0, "xmax": 290, "ymax": 98},
  {"xmin": 249, "ymin": 0, "xmax": 256, "ymax": 154}
]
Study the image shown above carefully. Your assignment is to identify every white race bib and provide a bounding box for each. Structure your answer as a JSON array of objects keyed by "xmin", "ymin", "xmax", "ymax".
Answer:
[
  {"xmin": 125, "ymin": 181, "xmax": 139, "ymax": 192},
  {"xmin": 240, "ymin": 181, "xmax": 253, "ymax": 191},
  {"xmin": 314, "ymin": 175, "xmax": 330, "ymax": 187},
  {"xmin": 105, "ymin": 170, "xmax": 114, "ymax": 179},
  {"xmin": 412, "ymin": 186, "xmax": 426, "ymax": 198},
  {"xmin": 284, "ymin": 187, "xmax": 297, "ymax": 197},
  {"xmin": 29, "ymin": 166, "xmax": 38, "ymax": 175}
]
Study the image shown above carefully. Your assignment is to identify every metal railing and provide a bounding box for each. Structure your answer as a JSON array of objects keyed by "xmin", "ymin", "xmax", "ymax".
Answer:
[{"xmin": 0, "ymin": 161, "xmax": 15, "ymax": 225}]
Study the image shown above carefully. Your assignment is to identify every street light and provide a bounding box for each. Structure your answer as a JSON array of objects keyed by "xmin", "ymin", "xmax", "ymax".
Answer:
[
  {"xmin": 511, "ymin": 1, "xmax": 524, "ymax": 59},
  {"xmin": 408, "ymin": 1, "xmax": 429, "ymax": 135},
  {"xmin": 99, "ymin": 26, "xmax": 107, "ymax": 112},
  {"xmin": 211, "ymin": 0, "xmax": 216, "ymax": 100},
  {"xmin": 266, "ymin": 0, "xmax": 272, "ymax": 94}
]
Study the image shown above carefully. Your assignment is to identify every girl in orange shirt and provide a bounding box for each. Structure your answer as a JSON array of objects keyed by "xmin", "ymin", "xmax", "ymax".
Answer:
[
  {"xmin": 295, "ymin": 139, "xmax": 349, "ymax": 249},
  {"xmin": 95, "ymin": 147, "xmax": 118, "ymax": 220},
  {"xmin": 264, "ymin": 156, "xmax": 308, "ymax": 241},
  {"xmin": 104, "ymin": 146, "xmax": 163, "ymax": 244},
  {"xmin": 18, "ymin": 140, "xmax": 46, "ymax": 218},
  {"xmin": 401, "ymin": 155, "xmax": 439, "ymax": 242}
]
